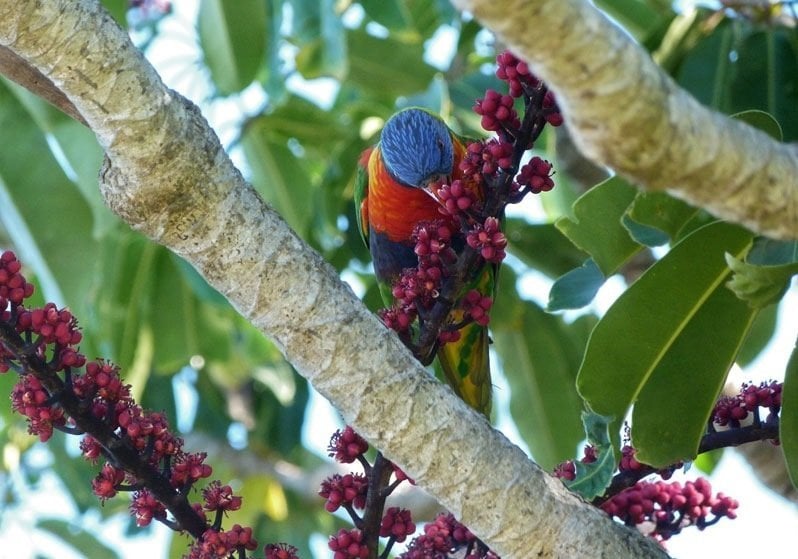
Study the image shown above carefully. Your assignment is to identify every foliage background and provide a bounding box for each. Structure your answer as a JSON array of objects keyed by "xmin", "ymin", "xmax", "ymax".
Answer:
[{"xmin": 0, "ymin": 0, "xmax": 795, "ymax": 557}]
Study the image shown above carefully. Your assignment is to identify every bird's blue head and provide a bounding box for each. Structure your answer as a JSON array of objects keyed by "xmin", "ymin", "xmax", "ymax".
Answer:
[{"xmin": 379, "ymin": 108, "xmax": 454, "ymax": 187}]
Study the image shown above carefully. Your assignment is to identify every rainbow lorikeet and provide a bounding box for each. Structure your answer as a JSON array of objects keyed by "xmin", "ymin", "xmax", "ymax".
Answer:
[{"xmin": 354, "ymin": 107, "xmax": 495, "ymax": 416}]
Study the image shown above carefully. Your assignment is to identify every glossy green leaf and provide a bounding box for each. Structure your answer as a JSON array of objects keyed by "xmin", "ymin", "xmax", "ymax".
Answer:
[
  {"xmin": 492, "ymin": 273, "xmax": 586, "ymax": 469},
  {"xmin": 294, "ymin": 0, "xmax": 347, "ymax": 79},
  {"xmin": 547, "ymin": 258, "xmax": 605, "ymax": 311},
  {"xmin": 625, "ymin": 191, "xmax": 699, "ymax": 243},
  {"xmin": 5, "ymin": 80, "xmax": 118, "ymax": 237},
  {"xmin": 676, "ymin": 18, "xmax": 735, "ymax": 110},
  {"xmin": 360, "ymin": 0, "xmax": 413, "ymax": 30},
  {"xmin": 782, "ymin": 336, "xmax": 798, "ymax": 489},
  {"xmin": 566, "ymin": 412, "xmax": 617, "ymax": 499},
  {"xmin": 555, "ymin": 176, "xmax": 642, "ymax": 275},
  {"xmin": 505, "ymin": 219, "xmax": 588, "ymax": 278},
  {"xmin": 730, "ymin": 29, "xmax": 798, "ymax": 141},
  {"xmin": 347, "ymin": 30, "xmax": 436, "ymax": 97},
  {"xmin": 726, "ymin": 238, "xmax": 798, "ymax": 309},
  {"xmin": 198, "ymin": 0, "xmax": 266, "ymax": 95},
  {"xmin": 577, "ymin": 222, "xmax": 754, "ymax": 451},
  {"xmin": 150, "ymin": 251, "xmax": 198, "ymax": 372},
  {"xmin": 733, "ymin": 109, "xmax": 784, "ymax": 141},
  {"xmin": 726, "ymin": 252, "xmax": 798, "ymax": 309},
  {"xmin": 594, "ymin": 0, "xmax": 674, "ymax": 41},
  {"xmin": 0, "ymin": 80, "xmax": 99, "ymax": 316},
  {"xmin": 100, "ymin": 0, "xmax": 129, "ymax": 25},
  {"xmin": 632, "ymin": 276, "xmax": 757, "ymax": 466},
  {"xmin": 251, "ymin": 94, "xmax": 351, "ymax": 150},
  {"xmin": 622, "ymin": 214, "xmax": 669, "ymax": 247},
  {"xmin": 737, "ymin": 302, "xmax": 779, "ymax": 366},
  {"xmin": 242, "ymin": 123, "xmax": 314, "ymax": 236}
]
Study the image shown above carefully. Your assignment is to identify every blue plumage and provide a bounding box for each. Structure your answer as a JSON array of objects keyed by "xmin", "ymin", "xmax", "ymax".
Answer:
[{"xmin": 379, "ymin": 108, "xmax": 454, "ymax": 187}]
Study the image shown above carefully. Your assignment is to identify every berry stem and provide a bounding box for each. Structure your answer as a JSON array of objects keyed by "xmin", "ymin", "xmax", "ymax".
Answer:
[{"xmin": 361, "ymin": 452, "xmax": 395, "ymax": 559}]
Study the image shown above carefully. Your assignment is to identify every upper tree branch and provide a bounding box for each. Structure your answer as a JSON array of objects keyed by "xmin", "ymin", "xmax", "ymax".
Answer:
[{"xmin": 452, "ymin": 0, "xmax": 798, "ymax": 240}]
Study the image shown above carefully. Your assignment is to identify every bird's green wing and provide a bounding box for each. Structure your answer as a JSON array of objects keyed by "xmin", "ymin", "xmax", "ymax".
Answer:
[{"xmin": 353, "ymin": 146, "xmax": 373, "ymax": 250}]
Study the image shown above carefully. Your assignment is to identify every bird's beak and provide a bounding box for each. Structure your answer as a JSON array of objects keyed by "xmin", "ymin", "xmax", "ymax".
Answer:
[{"xmin": 420, "ymin": 173, "xmax": 450, "ymax": 198}]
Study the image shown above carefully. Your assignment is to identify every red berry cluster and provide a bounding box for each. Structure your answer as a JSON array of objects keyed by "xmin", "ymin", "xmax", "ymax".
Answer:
[
  {"xmin": 264, "ymin": 543, "xmax": 300, "ymax": 559},
  {"xmin": 380, "ymin": 221, "xmax": 459, "ymax": 335},
  {"xmin": 329, "ymin": 528, "xmax": 369, "ymax": 559},
  {"xmin": 601, "ymin": 478, "xmax": 738, "ymax": 542},
  {"xmin": 380, "ymin": 506, "xmax": 417, "ymax": 542},
  {"xmin": 328, "ymin": 425, "xmax": 370, "ymax": 463},
  {"xmin": 458, "ymin": 140, "xmax": 514, "ymax": 189},
  {"xmin": 0, "ymin": 250, "xmax": 34, "ymax": 312},
  {"xmin": 0, "ymin": 250, "xmax": 264, "ymax": 558},
  {"xmin": 460, "ymin": 289, "xmax": 493, "ymax": 327},
  {"xmin": 400, "ymin": 512, "xmax": 498, "ymax": 559},
  {"xmin": 496, "ymin": 50, "xmax": 563, "ymax": 127},
  {"xmin": 496, "ymin": 51, "xmax": 539, "ymax": 98},
  {"xmin": 553, "ymin": 444, "xmax": 598, "ymax": 481},
  {"xmin": 185, "ymin": 524, "xmax": 258, "ymax": 559},
  {"xmin": 713, "ymin": 380, "xmax": 782, "ymax": 429},
  {"xmin": 320, "ymin": 427, "xmax": 422, "ymax": 558},
  {"xmin": 436, "ymin": 179, "xmax": 479, "ymax": 216},
  {"xmin": 319, "ymin": 473, "xmax": 369, "ymax": 512},
  {"xmin": 10, "ymin": 374, "xmax": 66, "ymax": 442},
  {"xmin": 466, "ymin": 217, "xmax": 507, "ymax": 264},
  {"xmin": 512, "ymin": 156, "xmax": 554, "ymax": 200},
  {"xmin": 473, "ymin": 90, "xmax": 521, "ymax": 134}
]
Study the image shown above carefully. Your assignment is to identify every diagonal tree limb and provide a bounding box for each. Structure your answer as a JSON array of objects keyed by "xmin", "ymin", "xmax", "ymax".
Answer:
[{"xmin": 452, "ymin": 0, "xmax": 798, "ymax": 240}]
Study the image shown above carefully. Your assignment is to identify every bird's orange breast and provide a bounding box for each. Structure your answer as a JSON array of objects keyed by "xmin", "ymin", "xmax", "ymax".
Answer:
[{"xmin": 366, "ymin": 147, "xmax": 451, "ymax": 242}]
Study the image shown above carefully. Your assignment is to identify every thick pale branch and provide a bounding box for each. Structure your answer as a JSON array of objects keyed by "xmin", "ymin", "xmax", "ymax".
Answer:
[
  {"xmin": 453, "ymin": 0, "xmax": 798, "ymax": 240},
  {"xmin": 0, "ymin": 1, "xmax": 670, "ymax": 557}
]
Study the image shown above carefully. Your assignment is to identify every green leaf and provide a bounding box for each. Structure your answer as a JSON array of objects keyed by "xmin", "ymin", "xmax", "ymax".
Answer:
[
  {"xmin": 555, "ymin": 176, "xmax": 642, "ymax": 275},
  {"xmin": 242, "ymin": 123, "xmax": 314, "ymax": 236},
  {"xmin": 733, "ymin": 109, "xmax": 783, "ymax": 141},
  {"xmin": 492, "ymin": 276, "xmax": 586, "ymax": 469},
  {"xmin": 676, "ymin": 18, "xmax": 735, "ymax": 111},
  {"xmin": 593, "ymin": 0, "xmax": 674, "ymax": 41},
  {"xmin": 250, "ymin": 95, "xmax": 351, "ymax": 150},
  {"xmin": 782, "ymin": 336, "xmax": 798, "ymax": 490},
  {"xmin": 632, "ymin": 275, "xmax": 757, "ymax": 466},
  {"xmin": 576, "ymin": 222, "xmax": 754, "ymax": 455},
  {"xmin": 37, "ymin": 519, "xmax": 122, "ymax": 559},
  {"xmin": 725, "ymin": 252, "xmax": 798, "ymax": 309},
  {"xmin": 150, "ymin": 252, "xmax": 198, "ymax": 372},
  {"xmin": 293, "ymin": 0, "xmax": 348, "ymax": 79},
  {"xmin": 505, "ymin": 219, "xmax": 588, "ymax": 278},
  {"xmin": 625, "ymin": 191, "xmax": 699, "ymax": 243},
  {"xmin": 730, "ymin": 29, "xmax": 798, "ymax": 141},
  {"xmin": 0, "ymin": 80, "xmax": 99, "ymax": 317},
  {"xmin": 547, "ymin": 258, "xmax": 605, "ymax": 311},
  {"xmin": 737, "ymin": 302, "xmax": 779, "ymax": 366},
  {"xmin": 360, "ymin": 0, "xmax": 413, "ymax": 30},
  {"xmin": 347, "ymin": 30, "xmax": 436, "ymax": 97},
  {"xmin": 566, "ymin": 412, "xmax": 617, "ymax": 500},
  {"xmin": 198, "ymin": 0, "xmax": 266, "ymax": 95},
  {"xmin": 621, "ymin": 213, "xmax": 669, "ymax": 247}
]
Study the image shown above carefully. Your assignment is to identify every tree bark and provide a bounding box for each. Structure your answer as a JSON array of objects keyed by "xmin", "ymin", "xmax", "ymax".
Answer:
[
  {"xmin": 452, "ymin": 0, "xmax": 798, "ymax": 240},
  {"xmin": 7, "ymin": 0, "xmax": 784, "ymax": 557}
]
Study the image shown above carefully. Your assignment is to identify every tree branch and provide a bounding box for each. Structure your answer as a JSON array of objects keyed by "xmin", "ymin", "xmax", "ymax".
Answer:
[
  {"xmin": 0, "ymin": 1, "xmax": 668, "ymax": 557},
  {"xmin": 451, "ymin": 0, "xmax": 798, "ymax": 240}
]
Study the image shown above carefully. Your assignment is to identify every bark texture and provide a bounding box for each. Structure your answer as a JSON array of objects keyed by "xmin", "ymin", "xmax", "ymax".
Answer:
[{"xmin": 453, "ymin": 0, "xmax": 798, "ymax": 240}]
